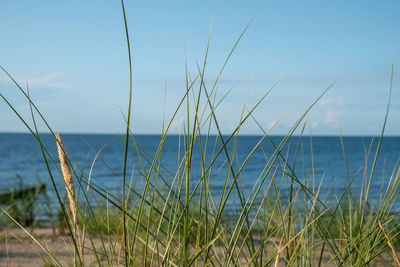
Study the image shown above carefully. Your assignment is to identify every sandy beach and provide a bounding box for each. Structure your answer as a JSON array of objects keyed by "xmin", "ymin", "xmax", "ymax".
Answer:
[
  {"xmin": 1, "ymin": 225, "xmax": 399, "ymax": 266},
  {"xmin": 0, "ymin": 226, "xmax": 114, "ymax": 266}
]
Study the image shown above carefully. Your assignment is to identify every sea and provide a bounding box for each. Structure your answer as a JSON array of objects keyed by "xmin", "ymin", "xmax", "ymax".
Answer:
[{"xmin": 1, "ymin": 133, "xmax": 399, "ymax": 215}]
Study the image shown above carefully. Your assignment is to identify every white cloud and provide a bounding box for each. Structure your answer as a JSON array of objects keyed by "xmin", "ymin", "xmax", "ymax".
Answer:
[
  {"xmin": 268, "ymin": 120, "xmax": 277, "ymax": 129},
  {"xmin": 28, "ymin": 73, "xmax": 68, "ymax": 90},
  {"xmin": 169, "ymin": 116, "xmax": 185, "ymax": 134},
  {"xmin": 0, "ymin": 72, "xmax": 68, "ymax": 90},
  {"xmin": 318, "ymin": 98, "xmax": 344, "ymax": 127}
]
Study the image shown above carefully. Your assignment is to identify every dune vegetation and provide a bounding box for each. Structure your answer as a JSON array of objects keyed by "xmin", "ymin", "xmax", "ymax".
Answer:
[{"xmin": 1, "ymin": 1, "xmax": 400, "ymax": 266}]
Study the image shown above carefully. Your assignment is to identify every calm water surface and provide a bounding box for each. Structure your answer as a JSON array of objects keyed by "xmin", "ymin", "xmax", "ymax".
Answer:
[{"xmin": 1, "ymin": 133, "xmax": 399, "ymax": 212}]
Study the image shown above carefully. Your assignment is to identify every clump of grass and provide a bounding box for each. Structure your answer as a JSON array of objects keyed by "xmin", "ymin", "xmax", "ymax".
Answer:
[{"xmin": 0, "ymin": 174, "xmax": 46, "ymax": 229}]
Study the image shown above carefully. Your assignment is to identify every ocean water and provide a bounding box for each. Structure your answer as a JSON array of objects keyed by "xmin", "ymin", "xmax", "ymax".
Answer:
[{"xmin": 1, "ymin": 133, "xmax": 399, "ymax": 212}]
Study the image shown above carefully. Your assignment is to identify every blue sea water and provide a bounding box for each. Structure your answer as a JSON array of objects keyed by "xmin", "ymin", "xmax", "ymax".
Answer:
[{"xmin": 0, "ymin": 133, "xmax": 399, "ymax": 212}]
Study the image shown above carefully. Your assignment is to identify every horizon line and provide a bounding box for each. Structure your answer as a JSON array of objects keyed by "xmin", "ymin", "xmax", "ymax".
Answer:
[{"xmin": 1, "ymin": 131, "xmax": 399, "ymax": 138}]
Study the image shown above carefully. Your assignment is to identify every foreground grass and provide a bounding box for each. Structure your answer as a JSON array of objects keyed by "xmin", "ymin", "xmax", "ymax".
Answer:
[{"xmin": 1, "ymin": 1, "xmax": 400, "ymax": 266}]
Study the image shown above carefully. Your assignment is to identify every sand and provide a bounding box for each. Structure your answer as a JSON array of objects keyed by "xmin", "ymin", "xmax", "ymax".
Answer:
[
  {"xmin": 0, "ymin": 226, "xmax": 114, "ymax": 266},
  {"xmin": 1, "ymin": 225, "xmax": 398, "ymax": 266}
]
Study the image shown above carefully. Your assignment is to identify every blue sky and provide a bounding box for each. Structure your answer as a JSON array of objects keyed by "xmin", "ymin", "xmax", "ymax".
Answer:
[{"xmin": 1, "ymin": 0, "xmax": 399, "ymax": 135}]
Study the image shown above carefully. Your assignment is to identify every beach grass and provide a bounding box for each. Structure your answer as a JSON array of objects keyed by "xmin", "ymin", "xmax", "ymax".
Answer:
[{"xmin": 1, "ymin": 0, "xmax": 400, "ymax": 266}]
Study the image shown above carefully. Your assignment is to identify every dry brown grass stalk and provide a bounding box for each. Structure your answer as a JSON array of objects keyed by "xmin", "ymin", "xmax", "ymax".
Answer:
[
  {"xmin": 56, "ymin": 133, "xmax": 84, "ymax": 262},
  {"xmin": 378, "ymin": 221, "xmax": 400, "ymax": 267},
  {"xmin": 55, "ymin": 134, "xmax": 78, "ymax": 227}
]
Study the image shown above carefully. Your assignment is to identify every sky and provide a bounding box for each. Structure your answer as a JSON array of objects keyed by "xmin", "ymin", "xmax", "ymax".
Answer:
[{"xmin": 0, "ymin": 0, "xmax": 399, "ymax": 135}]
